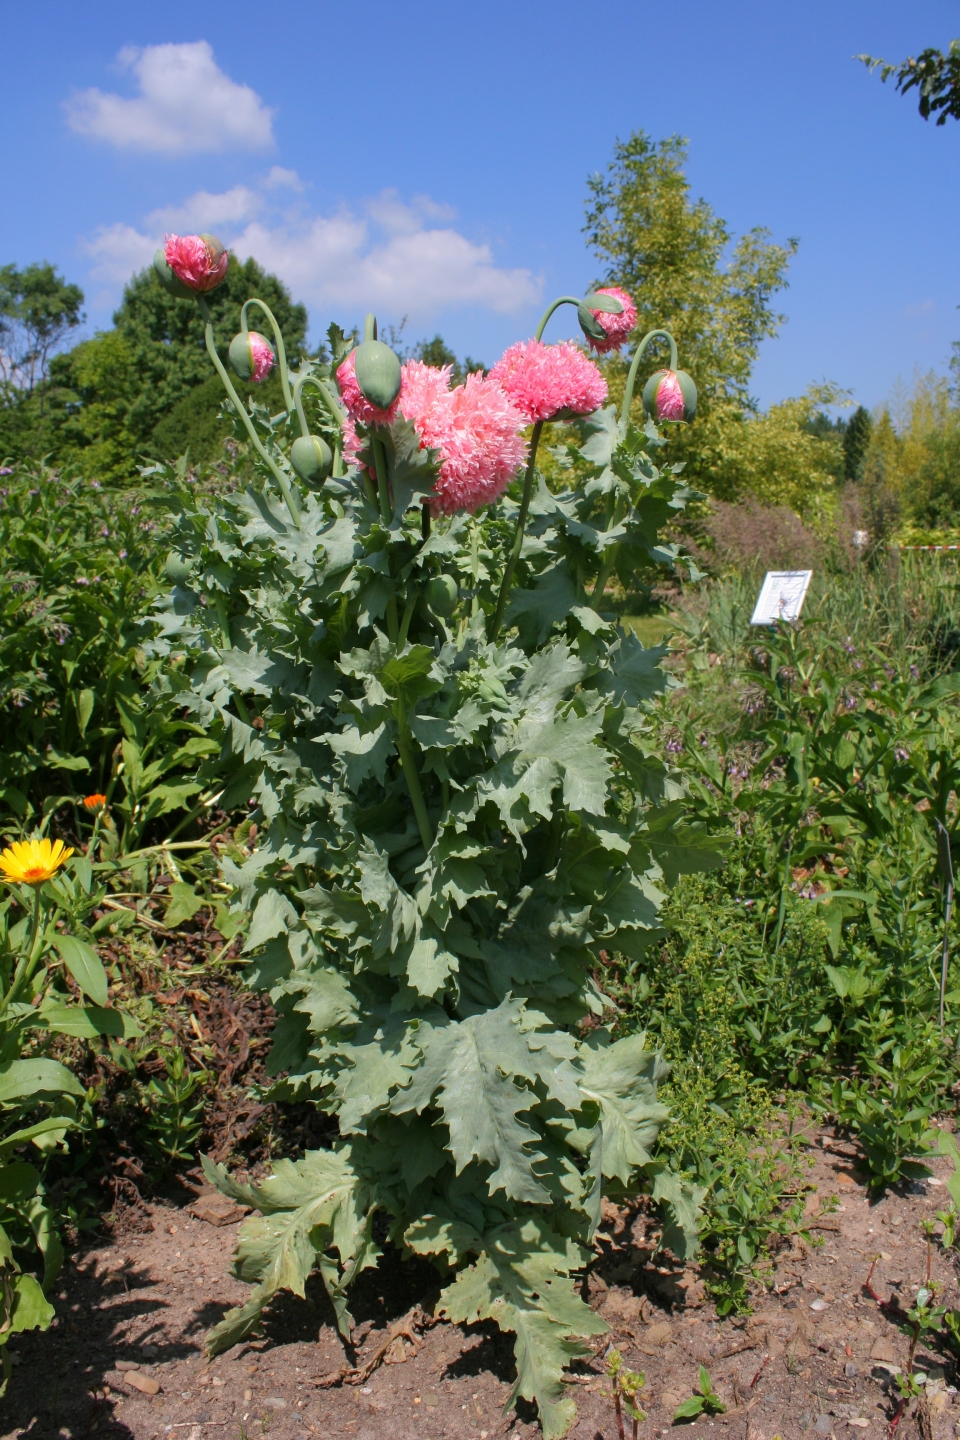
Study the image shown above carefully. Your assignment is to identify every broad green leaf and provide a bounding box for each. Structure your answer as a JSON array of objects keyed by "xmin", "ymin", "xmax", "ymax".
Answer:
[
  {"xmin": 43, "ymin": 750, "xmax": 91, "ymax": 773},
  {"xmin": 5, "ymin": 1273, "xmax": 54, "ymax": 1336},
  {"xmin": 392, "ymin": 1000, "xmax": 579, "ymax": 1203},
  {"xmin": 652, "ymin": 1168, "xmax": 705, "ymax": 1260},
  {"xmin": 0, "ymin": 1161, "xmax": 41, "ymax": 1203},
  {"xmin": 505, "ymin": 564, "xmax": 579, "ymax": 649},
  {"xmin": 438, "ymin": 1219, "xmax": 605, "ymax": 1440},
  {"xmin": 164, "ymin": 881, "xmax": 205, "ymax": 927},
  {"xmin": 202, "ymin": 1148, "xmax": 377, "ymax": 1353},
  {"xmin": 36, "ymin": 999, "xmax": 139, "ymax": 1039},
  {"xmin": 53, "ymin": 935, "xmax": 108, "ymax": 1007},
  {"xmin": 0, "ymin": 1116, "xmax": 80, "ymax": 1155},
  {"xmin": 578, "ymin": 1034, "xmax": 669, "ymax": 1183},
  {"xmin": 0, "ymin": 1059, "xmax": 84, "ymax": 1104}
]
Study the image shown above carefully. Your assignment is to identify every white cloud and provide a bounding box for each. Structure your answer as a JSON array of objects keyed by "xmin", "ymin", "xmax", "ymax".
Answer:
[
  {"xmin": 83, "ymin": 223, "xmax": 157, "ymax": 286},
  {"xmin": 64, "ymin": 42, "xmax": 274, "ymax": 154},
  {"xmin": 146, "ymin": 186, "xmax": 262, "ymax": 234},
  {"xmin": 264, "ymin": 166, "xmax": 305, "ymax": 192},
  {"xmin": 234, "ymin": 193, "xmax": 541, "ymax": 318},
  {"xmin": 81, "ymin": 186, "xmax": 541, "ymax": 321}
]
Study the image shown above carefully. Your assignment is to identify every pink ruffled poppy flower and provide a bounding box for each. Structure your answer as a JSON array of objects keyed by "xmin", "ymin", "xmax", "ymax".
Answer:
[
  {"xmin": 342, "ymin": 360, "xmax": 526, "ymax": 514},
  {"xmin": 164, "ymin": 234, "xmax": 229, "ymax": 293},
  {"xmin": 337, "ymin": 350, "xmax": 403, "ymax": 427},
  {"xmin": 586, "ymin": 286, "xmax": 637, "ymax": 354},
  {"xmin": 489, "ymin": 339, "xmax": 608, "ymax": 423}
]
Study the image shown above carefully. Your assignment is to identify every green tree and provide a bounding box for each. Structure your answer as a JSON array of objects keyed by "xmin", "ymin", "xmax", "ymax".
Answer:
[
  {"xmin": 0, "ymin": 253, "xmax": 310, "ymax": 476},
  {"xmin": 0, "ymin": 262, "xmax": 84, "ymax": 393},
  {"xmin": 583, "ymin": 131, "xmax": 798, "ymax": 491},
  {"xmin": 843, "ymin": 405, "xmax": 873, "ymax": 482},
  {"xmin": 112, "ymin": 252, "xmax": 309, "ymax": 449},
  {"xmin": 412, "ymin": 334, "xmax": 485, "ymax": 383},
  {"xmin": 859, "ymin": 42, "xmax": 960, "ymax": 125}
]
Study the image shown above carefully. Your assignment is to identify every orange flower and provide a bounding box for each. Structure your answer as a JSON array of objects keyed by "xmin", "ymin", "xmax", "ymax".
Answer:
[{"xmin": 83, "ymin": 794, "xmax": 107, "ymax": 812}]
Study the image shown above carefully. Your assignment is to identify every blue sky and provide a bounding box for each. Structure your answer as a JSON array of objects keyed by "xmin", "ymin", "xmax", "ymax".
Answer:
[{"xmin": 2, "ymin": 0, "xmax": 959, "ymax": 411}]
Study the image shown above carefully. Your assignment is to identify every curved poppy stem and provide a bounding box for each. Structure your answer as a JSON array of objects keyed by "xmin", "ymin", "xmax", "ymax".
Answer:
[
  {"xmin": 620, "ymin": 329, "xmax": 678, "ymax": 423},
  {"xmin": 489, "ymin": 420, "xmax": 544, "ymax": 641},
  {"xmin": 197, "ymin": 297, "xmax": 302, "ymax": 527},
  {"xmin": 240, "ymin": 298, "xmax": 293, "ymax": 414},
  {"xmin": 534, "ymin": 296, "xmax": 583, "ymax": 342}
]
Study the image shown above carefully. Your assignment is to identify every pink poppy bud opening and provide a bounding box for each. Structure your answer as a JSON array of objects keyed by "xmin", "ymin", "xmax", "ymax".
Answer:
[
  {"xmin": 585, "ymin": 287, "xmax": 637, "ymax": 354},
  {"xmin": 229, "ymin": 330, "xmax": 274, "ymax": 383},
  {"xmin": 164, "ymin": 233, "xmax": 229, "ymax": 293},
  {"xmin": 643, "ymin": 368, "xmax": 698, "ymax": 424}
]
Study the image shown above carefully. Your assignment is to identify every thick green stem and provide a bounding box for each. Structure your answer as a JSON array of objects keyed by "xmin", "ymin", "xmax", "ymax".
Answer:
[
  {"xmin": 293, "ymin": 373, "xmax": 345, "ymax": 436},
  {"xmin": 371, "ymin": 434, "xmax": 393, "ymax": 525},
  {"xmin": 241, "ymin": 298, "xmax": 293, "ymax": 413},
  {"xmin": 590, "ymin": 496, "xmax": 625, "ymax": 609},
  {"xmin": 396, "ymin": 724, "xmax": 433, "ymax": 852},
  {"xmin": 197, "ymin": 297, "xmax": 301, "ymax": 527},
  {"xmin": 489, "ymin": 420, "xmax": 544, "ymax": 641},
  {"xmin": 0, "ymin": 887, "xmax": 44, "ymax": 1017},
  {"xmin": 620, "ymin": 329, "xmax": 678, "ymax": 424},
  {"xmin": 398, "ymin": 591, "xmax": 419, "ymax": 648}
]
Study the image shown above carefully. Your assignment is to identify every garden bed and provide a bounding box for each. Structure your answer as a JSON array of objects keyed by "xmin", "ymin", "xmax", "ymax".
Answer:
[{"xmin": 7, "ymin": 1137, "xmax": 960, "ymax": 1440}]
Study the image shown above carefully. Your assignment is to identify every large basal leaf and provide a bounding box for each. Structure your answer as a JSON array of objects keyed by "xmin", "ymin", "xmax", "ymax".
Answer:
[
  {"xmin": 437, "ymin": 1218, "xmax": 606, "ymax": 1440},
  {"xmin": 577, "ymin": 1034, "xmax": 669, "ymax": 1184},
  {"xmin": 391, "ymin": 999, "xmax": 581, "ymax": 1203},
  {"xmin": 202, "ymin": 1148, "xmax": 378, "ymax": 1353}
]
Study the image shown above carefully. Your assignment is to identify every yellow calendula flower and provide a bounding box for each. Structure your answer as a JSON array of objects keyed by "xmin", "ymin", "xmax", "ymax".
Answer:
[{"xmin": 0, "ymin": 837, "xmax": 74, "ymax": 886}]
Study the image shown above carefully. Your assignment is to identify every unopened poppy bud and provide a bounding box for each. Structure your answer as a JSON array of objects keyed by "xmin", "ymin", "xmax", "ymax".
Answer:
[
  {"xmin": 229, "ymin": 331, "xmax": 275, "ymax": 383},
  {"xmin": 642, "ymin": 368, "xmax": 697, "ymax": 424},
  {"xmin": 425, "ymin": 574, "xmax": 458, "ymax": 617},
  {"xmin": 165, "ymin": 552, "xmax": 194, "ymax": 584},
  {"xmin": 291, "ymin": 435, "xmax": 333, "ymax": 487},
  {"xmin": 352, "ymin": 339, "xmax": 402, "ymax": 413}
]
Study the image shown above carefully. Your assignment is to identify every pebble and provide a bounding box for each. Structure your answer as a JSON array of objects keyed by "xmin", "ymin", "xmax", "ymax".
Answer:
[
  {"xmin": 814, "ymin": 1416, "xmax": 833, "ymax": 1435},
  {"xmin": 264, "ymin": 1397, "xmax": 287, "ymax": 1409},
  {"xmin": 810, "ymin": 1299, "xmax": 829, "ymax": 1312},
  {"xmin": 125, "ymin": 1372, "xmax": 161, "ymax": 1396},
  {"xmin": 116, "ymin": 1360, "xmax": 140, "ymax": 1372}
]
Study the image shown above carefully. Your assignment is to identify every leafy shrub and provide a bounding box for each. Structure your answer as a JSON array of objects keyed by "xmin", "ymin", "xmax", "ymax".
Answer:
[
  {"xmin": 0, "ymin": 839, "xmax": 136, "ymax": 1389},
  {"xmin": 0, "ymin": 463, "xmax": 220, "ymax": 843},
  {"xmin": 146, "ymin": 277, "xmax": 718, "ymax": 1436}
]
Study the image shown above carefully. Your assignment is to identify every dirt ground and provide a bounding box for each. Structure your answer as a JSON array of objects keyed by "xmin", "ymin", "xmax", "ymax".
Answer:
[{"xmin": 6, "ymin": 1135, "xmax": 960, "ymax": 1440}]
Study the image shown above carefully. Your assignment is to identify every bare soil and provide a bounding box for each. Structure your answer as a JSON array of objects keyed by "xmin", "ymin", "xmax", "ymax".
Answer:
[{"xmin": 6, "ymin": 1136, "xmax": 960, "ymax": 1440}]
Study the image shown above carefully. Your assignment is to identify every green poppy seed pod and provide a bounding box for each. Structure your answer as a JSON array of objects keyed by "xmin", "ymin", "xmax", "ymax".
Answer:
[
  {"xmin": 165, "ymin": 551, "xmax": 194, "ymax": 584},
  {"xmin": 353, "ymin": 339, "xmax": 402, "ymax": 412},
  {"xmin": 229, "ymin": 330, "xmax": 275, "ymax": 383},
  {"xmin": 642, "ymin": 368, "xmax": 698, "ymax": 424},
  {"xmin": 425, "ymin": 574, "xmax": 459, "ymax": 618},
  {"xmin": 153, "ymin": 248, "xmax": 195, "ymax": 301},
  {"xmin": 291, "ymin": 434, "xmax": 333, "ymax": 487}
]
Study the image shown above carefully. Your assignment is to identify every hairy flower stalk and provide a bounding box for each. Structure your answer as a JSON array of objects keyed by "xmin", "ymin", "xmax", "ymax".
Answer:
[{"xmin": 487, "ymin": 292, "xmax": 620, "ymax": 639}]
